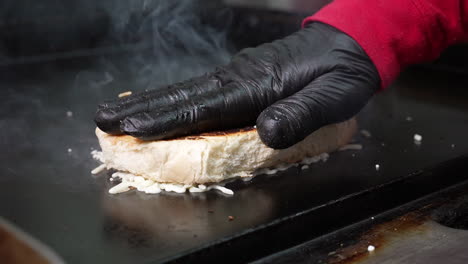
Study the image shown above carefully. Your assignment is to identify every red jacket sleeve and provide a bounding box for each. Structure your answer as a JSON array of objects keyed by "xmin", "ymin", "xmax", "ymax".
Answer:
[{"xmin": 303, "ymin": 0, "xmax": 468, "ymax": 88}]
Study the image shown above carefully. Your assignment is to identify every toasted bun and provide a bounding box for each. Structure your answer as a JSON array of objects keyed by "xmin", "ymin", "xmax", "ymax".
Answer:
[{"xmin": 95, "ymin": 119, "xmax": 357, "ymax": 185}]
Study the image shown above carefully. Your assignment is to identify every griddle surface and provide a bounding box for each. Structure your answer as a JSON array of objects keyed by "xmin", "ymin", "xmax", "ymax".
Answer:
[{"xmin": 1, "ymin": 64, "xmax": 468, "ymax": 263}]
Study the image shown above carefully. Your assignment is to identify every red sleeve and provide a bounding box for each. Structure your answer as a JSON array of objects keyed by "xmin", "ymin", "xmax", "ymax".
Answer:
[{"xmin": 303, "ymin": 0, "xmax": 468, "ymax": 88}]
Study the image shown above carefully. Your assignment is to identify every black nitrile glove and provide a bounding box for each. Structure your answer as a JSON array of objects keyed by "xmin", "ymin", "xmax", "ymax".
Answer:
[{"xmin": 95, "ymin": 23, "xmax": 380, "ymax": 149}]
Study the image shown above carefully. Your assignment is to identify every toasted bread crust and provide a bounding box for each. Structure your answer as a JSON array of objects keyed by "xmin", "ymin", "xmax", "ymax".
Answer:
[{"xmin": 102, "ymin": 127, "xmax": 257, "ymax": 145}]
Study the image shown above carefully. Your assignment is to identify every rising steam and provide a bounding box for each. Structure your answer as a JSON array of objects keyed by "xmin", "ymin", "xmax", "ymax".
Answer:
[{"xmin": 101, "ymin": 0, "xmax": 233, "ymax": 90}]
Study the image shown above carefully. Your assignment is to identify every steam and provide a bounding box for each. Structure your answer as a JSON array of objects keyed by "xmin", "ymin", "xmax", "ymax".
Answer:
[
  {"xmin": 95, "ymin": 0, "xmax": 233, "ymax": 90},
  {"xmin": 1, "ymin": 0, "xmax": 233, "ymax": 88}
]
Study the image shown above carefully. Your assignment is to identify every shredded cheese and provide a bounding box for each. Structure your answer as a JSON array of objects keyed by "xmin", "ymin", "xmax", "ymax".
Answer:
[
  {"xmin": 91, "ymin": 164, "xmax": 106, "ymax": 174},
  {"xmin": 118, "ymin": 91, "xmax": 132, "ymax": 98},
  {"xmin": 91, "ymin": 151, "xmax": 330, "ymax": 196},
  {"xmin": 338, "ymin": 144, "xmax": 363, "ymax": 151},
  {"xmin": 360, "ymin": 130, "xmax": 371, "ymax": 138},
  {"xmin": 414, "ymin": 134, "xmax": 422, "ymax": 144},
  {"xmin": 108, "ymin": 171, "xmax": 234, "ymax": 195}
]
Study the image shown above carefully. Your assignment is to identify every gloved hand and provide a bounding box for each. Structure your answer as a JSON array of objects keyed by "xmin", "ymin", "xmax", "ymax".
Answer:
[{"xmin": 95, "ymin": 22, "xmax": 380, "ymax": 149}]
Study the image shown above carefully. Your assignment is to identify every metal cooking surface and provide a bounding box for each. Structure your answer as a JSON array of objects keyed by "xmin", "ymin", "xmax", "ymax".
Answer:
[
  {"xmin": 1, "ymin": 62, "xmax": 468, "ymax": 263},
  {"xmin": 255, "ymin": 177, "xmax": 468, "ymax": 264}
]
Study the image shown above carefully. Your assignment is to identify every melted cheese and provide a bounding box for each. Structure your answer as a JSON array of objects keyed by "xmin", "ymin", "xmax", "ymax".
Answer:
[{"xmin": 92, "ymin": 151, "xmax": 331, "ymax": 196}]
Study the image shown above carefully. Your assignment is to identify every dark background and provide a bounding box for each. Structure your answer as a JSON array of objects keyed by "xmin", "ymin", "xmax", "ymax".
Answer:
[{"xmin": 1, "ymin": 0, "xmax": 467, "ymax": 73}]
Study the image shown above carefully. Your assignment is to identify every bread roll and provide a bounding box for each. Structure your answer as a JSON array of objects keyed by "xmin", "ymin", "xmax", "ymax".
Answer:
[{"xmin": 95, "ymin": 118, "xmax": 357, "ymax": 185}]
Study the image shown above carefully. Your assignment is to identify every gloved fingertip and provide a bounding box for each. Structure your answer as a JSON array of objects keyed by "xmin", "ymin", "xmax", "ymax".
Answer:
[
  {"xmin": 94, "ymin": 108, "xmax": 122, "ymax": 135},
  {"xmin": 256, "ymin": 109, "xmax": 296, "ymax": 149}
]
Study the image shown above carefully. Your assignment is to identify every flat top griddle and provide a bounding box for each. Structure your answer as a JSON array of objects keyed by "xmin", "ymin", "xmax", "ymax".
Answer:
[
  {"xmin": 1, "ymin": 61, "xmax": 468, "ymax": 263},
  {"xmin": 255, "ymin": 168, "xmax": 468, "ymax": 264}
]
